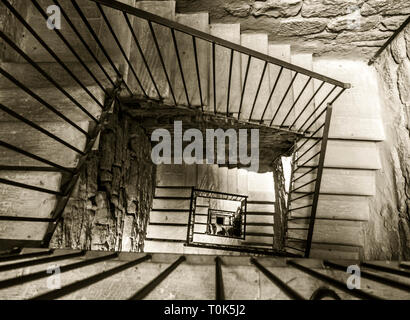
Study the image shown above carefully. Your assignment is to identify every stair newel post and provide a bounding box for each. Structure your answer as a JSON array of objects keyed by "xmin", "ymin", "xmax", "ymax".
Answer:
[
  {"xmin": 242, "ymin": 197, "xmax": 247, "ymax": 240},
  {"xmin": 304, "ymin": 104, "xmax": 333, "ymax": 258},
  {"xmin": 186, "ymin": 187, "xmax": 195, "ymax": 245},
  {"xmin": 215, "ymin": 256, "xmax": 225, "ymax": 300}
]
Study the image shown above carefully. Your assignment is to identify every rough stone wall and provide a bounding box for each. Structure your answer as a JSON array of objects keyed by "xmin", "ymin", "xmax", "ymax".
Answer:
[
  {"xmin": 158, "ymin": 0, "xmax": 410, "ymax": 57},
  {"xmin": 50, "ymin": 111, "xmax": 156, "ymax": 252},
  {"xmin": 369, "ymin": 24, "xmax": 409, "ymax": 259},
  {"xmin": 272, "ymin": 156, "xmax": 288, "ymax": 250}
]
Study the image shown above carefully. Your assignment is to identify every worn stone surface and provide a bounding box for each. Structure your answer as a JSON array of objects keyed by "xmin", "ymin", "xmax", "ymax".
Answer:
[
  {"xmin": 50, "ymin": 111, "xmax": 156, "ymax": 252},
  {"xmin": 361, "ymin": 0, "xmax": 410, "ymax": 16},
  {"xmin": 391, "ymin": 33, "xmax": 408, "ymax": 63},
  {"xmin": 327, "ymin": 13, "xmax": 380, "ymax": 32},
  {"xmin": 372, "ymin": 23, "xmax": 410, "ymax": 260},
  {"xmin": 272, "ymin": 157, "xmax": 287, "ymax": 250},
  {"xmin": 149, "ymin": 0, "xmax": 410, "ymax": 57},
  {"xmin": 302, "ymin": 0, "xmax": 364, "ymax": 18},
  {"xmin": 252, "ymin": 0, "xmax": 302, "ymax": 18}
]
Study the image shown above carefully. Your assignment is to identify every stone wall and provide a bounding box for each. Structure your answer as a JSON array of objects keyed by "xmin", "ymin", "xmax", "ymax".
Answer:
[
  {"xmin": 370, "ymin": 24, "xmax": 409, "ymax": 259},
  {"xmin": 157, "ymin": 0, "xmax": 410, "ymax": 57},
  {"xmin": 50, "ymin": 111, "xmax": 156, "ymax": 252}
]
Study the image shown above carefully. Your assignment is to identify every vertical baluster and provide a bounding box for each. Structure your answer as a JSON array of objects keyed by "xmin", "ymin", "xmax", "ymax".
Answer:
[
  {"xmin": 212, "ymin": 42, "xmax": 217, "ymax": 114},
  {"xmin": 192, "ymin": 37, "xmax": 204, "ymax": 111},
  {"xmin": 171, "ymin": 28, "xmax": 190, "ymax": 106},
  {"xmin": 226, "ymin": 49, "xmax": 234, "ymax": 116},
  {"xmin": 123, "ymin": 12, "xmax": 162, "ymax": 100},
  {"xmin": 238, "ymin": 56, "xmax": 251, "ymax": 119},
  {"xmin": 249, "ymin": 61, "xmax": 268, "ymax": 121},
  {"xmin": 148, "ymin": 21, "xmax": 177, "ymax": 105},
  {"xmin": 215, "ymin": 257, "xmax": 225, "ymax": 300}
]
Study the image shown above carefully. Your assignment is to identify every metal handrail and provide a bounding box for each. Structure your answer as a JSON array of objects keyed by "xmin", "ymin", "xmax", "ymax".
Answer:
[
  {"xmin": 0, "ymin": 0, "xmax": 351, "ymax": 252},
  {"xmin": 91, "ymin": 0, "xmax": 350, "ymax": 89},
  {"xmin": 1, "ymin": 249, "xmax": 409, "ymax": 299}
]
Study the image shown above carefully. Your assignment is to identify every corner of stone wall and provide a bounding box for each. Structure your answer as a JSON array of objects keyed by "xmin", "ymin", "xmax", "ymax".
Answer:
[
  {"xmin": 370, "ymin": 23, "xmax": 410, "ymax": 259},
  {"xmin": 50, "ymin": 110, "xmax": 156, "ymax": 252}
]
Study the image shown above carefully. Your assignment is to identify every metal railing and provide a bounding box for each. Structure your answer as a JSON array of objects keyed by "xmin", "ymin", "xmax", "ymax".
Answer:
[
  {"xmin": 187, "ymin": 188, "xmax": 248, "ymax": 244},
  {"xmin": 284, "ymin": 96, "xmax": 344, "ymax": 257},
  {"xmin": 90, "ymin": 0, "xmax": 350, "ymax": 131},
  {"xmin": 0, "ymin": 0, "xmax": 350, "ymax": 250},
  {"xmin": 0, "ymin": 249, "xmax": 409, "ymax": 300}
]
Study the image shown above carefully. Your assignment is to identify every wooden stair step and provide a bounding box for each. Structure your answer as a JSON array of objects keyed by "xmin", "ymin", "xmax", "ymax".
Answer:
[
  {"xmin": 130, "ymin": 1, "xmax": 176, "ymax": 99},
  {"xmin": 245, "ymin": 214, "xmax": 274, "ymax": 224},
  {"xmin": 209, "ymin": 23, "xmax": 241, "ymax": 113},
  {"xmin": 193, "ymin": 224, "xmax": 207, "ymax": 234},
  {"xmin": 0, "ymin": 62, "xmax": 117, "ymax": 90},
  {"xmin": 329, "ymin": 116, "xmax": 385, "ymax": 141},
  {"xmin": 247, "ymin": 203, "xmax": 275, "ymax": 212},
  {"xmin": 22, "ymin": 4, "xmax": 101, "ymax": 63},
  {"xmin": 146, "ymin": 225, "xmax": 186, "ymax": 241},
  {"xmin": 0, "ymin": 171, "xmax": 61, "ymax": 218},
  {"xmin": 246, "ymin": 225, "xmax": 274, "ymax": 234},
  {"xmin": 195, "ymin": 206, "xmax": 208, "ymax": 215},
  {"xmin": 156, "ymin": 164, "xmax": 196, "ymax": 187},
  {"xmin": 296, "ymin": 139, "xmax": 382, "ymax": 170},
  {"xmin": 155, "ymin": 186, "xmax": 192, "ymax": 198},
  {"xmin": 244, "ymin": 235, "xmax": 273, "ymax": 244},
  {"xmin": 247, "ymin": 171, "xmax": 275, "ymax": 202},
  {"xmin": 241, "ymin": 242, "xmax": 272, "ymax": 248},
  {"xmin": 237, "ymin": 168, "xmax": 248, "ymax": 195},
  {"xmin": 287, "ymin": 220, "xmax": 364, "ymax": 247},
  {"xmin": 293, "ymin": 168, "xmax": 376, "ymax": 196},
  {"xmin": 0, "ymin": 121, "xmax": 88, "ymax": 168},
  {"xmin": 152, "ymin": 198, "xmax": 190, "ymax": 210},
  {"xmin": 0, "ymin": 85, "xmax": 104, "ymax": 123},
  {"xmin": 239, "ymin": 33, "xmax": 270, "ymax": 121},
  {"xmin": 149, "ymin": 210, "xmax": 189, "ymax": 224},
  {"xmin": 309, "ymin": 244, "xmax": 361, "ymax": 260},
  {"xmin": 0, "ymin": 221, "xmax": 49, "ymax": 242},
  {"xmin": 193, "ymin": 233, "xmax": 241, "ymax": 246},
  {"xmin": 265, "ymin": 44, "xmax": 293, "ymax": 126},
  {"xmin": 144, "ymin": 239, "xmax": 184, "ymax": 254},
  {"xmin": 227, "ymin": 168, "xmax": 238, "ymax": 194},
  {"xmin": 174, "ymin": 13, "xmax": 209, "ymax": 106},
  {"xmin": 290, "ymin": 194, "xmax": 370, "ymax": 221},
  {"xmin": 313, "ymin": 59, "xmax": 384, "ymax": 120},
  {"xmin": 194, "ymin": 215, "xmax": 208, "ymax": 224},
  {"xmin": 217, "ymin": 166, "xmax": 228, "ymax": 193},
  {"xmin": 290, "ymin": 53, "xmax": 316, "ymax": 130}
]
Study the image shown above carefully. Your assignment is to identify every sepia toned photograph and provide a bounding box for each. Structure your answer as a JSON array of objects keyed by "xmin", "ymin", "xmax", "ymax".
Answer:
[{"xmin": 0, "ymin": 0, "xmax": 409, "ymax": 307}]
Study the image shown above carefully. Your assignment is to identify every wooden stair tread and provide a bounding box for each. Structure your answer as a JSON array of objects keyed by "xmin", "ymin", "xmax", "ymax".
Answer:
[
  {"xmin": 0, "ymin": 171, "xmax": 61, "ymax": 218},
  {"xmin": 174, "ymin": 13, "xmax": 209, "ymax": 107},
  {"xmin": 239, "ymin": 33, "xmax": 270, "ymax": 121},
  {"xmin": 265, "ymin": 44, "xmax": 293, "ymax": 126},
  {"xmin": 209, "ymin": 23, "xmax": 241, "ymax": 114},
  {"xmin": 293, "ymin": 168, "xmax": 376, "ymax": 196},
  {"xmin": 130, "ymin": 1, "xmax": 176, "ymax": 99},
  {"xmin": 296, "ymin": 139, "xmax": 381, "ymax": 170},
  {"xmin": 290, "ymin": 194, "xmax": 370, "ymax": 221},
  {"xmin": 290, "ymin": 53, "xmax": 316, "ymax": 130}
]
